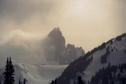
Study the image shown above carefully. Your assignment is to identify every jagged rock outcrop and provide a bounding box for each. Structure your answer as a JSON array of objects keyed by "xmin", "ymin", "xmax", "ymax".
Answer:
[{"xmin": 43, "ymin": 28, "xmax": 85, "ymax": 64}]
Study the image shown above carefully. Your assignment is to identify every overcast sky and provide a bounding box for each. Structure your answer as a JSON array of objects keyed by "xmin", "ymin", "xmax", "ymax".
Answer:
[{"xmin": 0, "ymin": 0, "xmax": 125, "ymax": 51}]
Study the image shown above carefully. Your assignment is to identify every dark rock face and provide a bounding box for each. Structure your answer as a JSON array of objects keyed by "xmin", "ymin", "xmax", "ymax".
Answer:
[
  {"xmin": 63, "ymin": 44, "xmax": 85, "ymax": 64},
  {"xmin": 43, "ymin": 28, "xmax": 85, "ymax": 64},
  {"xmin": 56, "ymin": 55, "xmax": 93, "ymax": 84},
  {"xmin": 43, "ymin": 28, "xmax": 66, "ymax": 64}
]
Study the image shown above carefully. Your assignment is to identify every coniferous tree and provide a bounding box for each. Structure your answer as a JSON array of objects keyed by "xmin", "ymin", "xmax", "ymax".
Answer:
[
  {"xmin": 23, "ymin": 78, "xmax": 27, "ymax": 84},
  {"xmin": 3, "ymin": 57, "xmax": 15, "ymax": 84},
  {"xmin": 19, "ymin": 78, "xmax": 22, "ymax": 84},
  {"xmin": 50, "ymin": 80, "xmax": 55, "ymax": 84},
  {"xmin": 50, "ymin": 79, "xmax": 57, "ymax": 84},
  {"xmin": 77, "ymin": 76, "xmax": 85, "ymax": 84}
]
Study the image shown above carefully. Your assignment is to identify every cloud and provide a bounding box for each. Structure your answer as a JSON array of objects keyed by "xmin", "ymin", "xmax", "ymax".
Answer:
[
  {"xmin": 0, "ymin": 0, "xmax": 56, "ymax": 23},
  {"xmin": 0, "ymin": 0, "xmax": 65, "ymax": 64},
  {"xmin": 0, "ymin": 32, "xmax": 46, "ymax": 64},
  {"xmin": 0, "ymin": 28, "xmax": 85, "ymax": 65},
  {"xmin": 0, "ymin": 0, "xmax": 62, "ymax": 43},
  {"xmin": 0, "ymin": 0, "xmax": 125, "ymax": 61},
  {"xmin": 0, "ymin": 0, "xmax": 65, "ymax": 39}
]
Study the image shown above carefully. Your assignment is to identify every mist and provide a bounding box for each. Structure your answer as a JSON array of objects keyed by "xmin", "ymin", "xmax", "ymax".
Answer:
[{"xmin": 0, "ymin": 0, "xmax": 125, "ymax": 64}]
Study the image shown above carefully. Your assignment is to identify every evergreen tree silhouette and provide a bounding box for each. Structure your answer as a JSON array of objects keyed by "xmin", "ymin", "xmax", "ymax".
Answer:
[
  {"xmin": 3, "ymin": 57, "xmax": 15, "ymax": 84},
  {"xmin": 19, "ymin": 78, "xmax": 22, "ymax": 84},
  {"xmin": 77, "ymin": 76, "xmax": 85, "ymax": 84},
  {"xmin": 23, "ymin": 78, "xmax": 27, "ymax": 84},
  {"xmin": 50, "ymin": 79, "xmax": 57, "ymax": 84},
  {"xmin": 50, "ymin": 80, "xmax": 55, "ymax": 84}
]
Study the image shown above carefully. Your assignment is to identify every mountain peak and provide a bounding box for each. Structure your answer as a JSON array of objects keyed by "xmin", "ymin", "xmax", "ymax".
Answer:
[
  {"xmin": 48, "ymin": 27, "xmax": 62, "ymax": 38},
  {"xmin": 43, "ymin": 27, "xmax": 85, "ymax": 64},
  {"xmin": 52, "ymin": 27, "xmax": 61, "ymax": 32}
]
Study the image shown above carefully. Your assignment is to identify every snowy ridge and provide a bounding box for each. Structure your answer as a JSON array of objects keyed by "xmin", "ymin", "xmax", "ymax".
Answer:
[
  {"xmin": 55, "ymin": 33, "xmax": 126, "ymax": 84},
  {"xmin": 84, "ymin": 33, "xmax": 126, "ymax": 81}
]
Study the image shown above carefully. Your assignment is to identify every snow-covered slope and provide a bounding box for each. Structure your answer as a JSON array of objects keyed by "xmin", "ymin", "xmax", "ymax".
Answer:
[
  {"xmin": 0, "ymin": 64, "xmax": 67, "ymax": 84},
  {"xmin": 84, "ymin": 33, "xmax": 126, "ymax": 81},
  {"xmin": 19, "ymin": 64, "xmax": 67, "ymax": 84},
  {"xmin": 55, "ymin": 33, "xmax": 126, "ymax": 84}
]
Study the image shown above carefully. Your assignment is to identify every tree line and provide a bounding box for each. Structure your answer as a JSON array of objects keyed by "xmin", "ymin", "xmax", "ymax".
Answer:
[
  {"xmin": 89, "ymin": 63, "xmax": 126, "ymax": 84},
  {"xmin": 0, "ymin": 57, "xmax": 27, "ymax": 84}
]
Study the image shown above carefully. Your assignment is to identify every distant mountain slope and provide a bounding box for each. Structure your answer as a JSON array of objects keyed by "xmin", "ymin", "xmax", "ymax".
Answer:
[
  {"xmin": 55, "ymin": 33, "xmax": 126, "ymax": 84},
  {"xmin": 0, "ymin": 64, "xmax": 67, "ymax": 84}
]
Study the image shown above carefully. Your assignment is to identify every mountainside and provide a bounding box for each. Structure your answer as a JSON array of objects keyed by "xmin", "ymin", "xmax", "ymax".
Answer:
[{"xmin": 55, "ymin": 33, "xmax": 126, "ymax": 84}]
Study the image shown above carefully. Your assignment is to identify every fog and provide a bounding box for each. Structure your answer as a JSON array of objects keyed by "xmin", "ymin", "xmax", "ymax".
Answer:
[{"xmin": 0, "ymin": 0, "xmax": 125, "ymax": 64}]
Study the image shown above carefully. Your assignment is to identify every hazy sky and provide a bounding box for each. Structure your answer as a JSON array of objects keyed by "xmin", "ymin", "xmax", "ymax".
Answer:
[{"xmin": 0, "ymin": 0, "xmax": 125, "ymax": 51}]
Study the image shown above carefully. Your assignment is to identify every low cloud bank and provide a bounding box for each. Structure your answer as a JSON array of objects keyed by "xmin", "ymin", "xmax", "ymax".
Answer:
[{"xmin": 0, "ymin": 28, "xmax": 84, "ymax": 65}]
